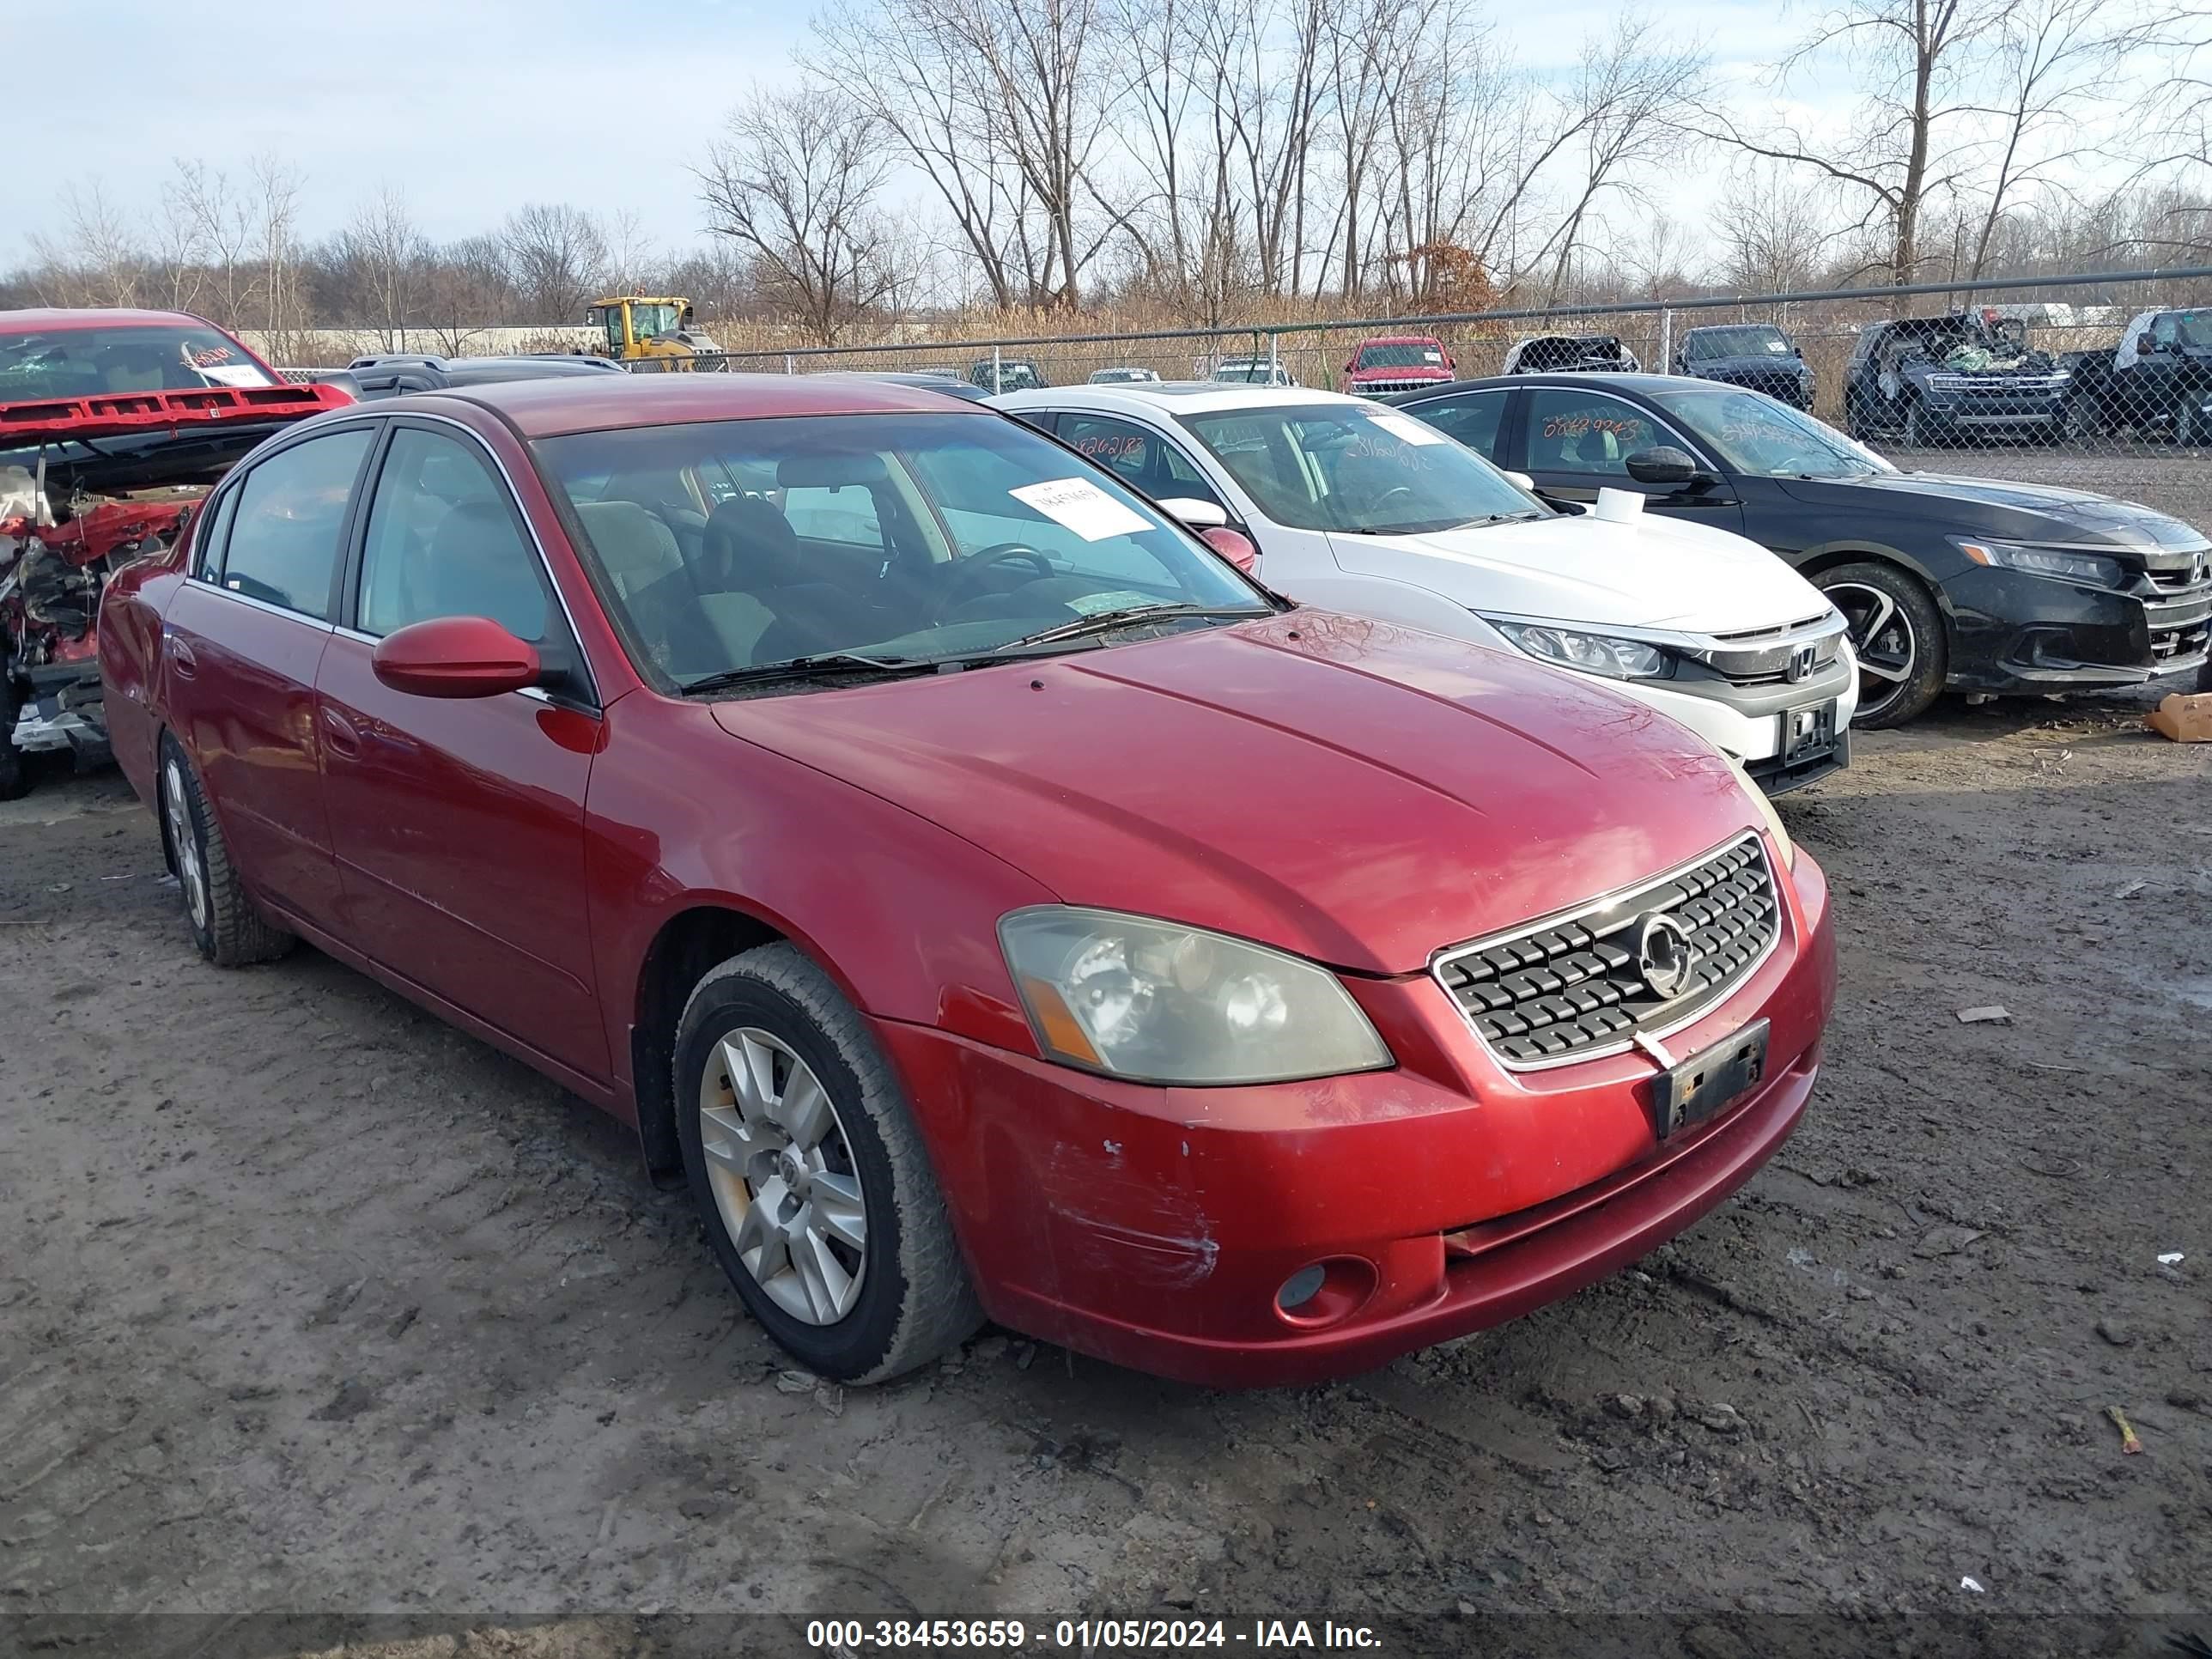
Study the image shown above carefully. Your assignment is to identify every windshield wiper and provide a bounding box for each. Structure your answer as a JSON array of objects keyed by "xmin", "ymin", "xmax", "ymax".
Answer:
[
  {"xmin": 993, "ymin": 604, "xmax": 1267, "ymax": 651},
  {"xmin": 678, "ymin": 652, "xmax": 939, "ymax": 694}
]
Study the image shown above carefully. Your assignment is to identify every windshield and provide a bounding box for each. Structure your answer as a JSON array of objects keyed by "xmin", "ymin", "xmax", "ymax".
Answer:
[
  {"xmin": 1650, "ymin": 386, "xmax": 1893, "ymax": 479},
  {"xmin": 1211, "ymin": 362, "xmax": 1281, "ymax": 383},
  {"xmin": 1687, "ymin": 327, "xmax": 1791, "ymax": 361},
  {"xmin": 0, "ymin": 324, "xmax": 276, "ymax": 402},
  {"xmin": 1179, "ymin": 402, "xmax": 1544, "ymax": 534},
  {"xmin": 2170, "ymin": 312, "xmax": 2212, "ymax": 348},
  {"xmin": 1355, "ymin": 343, "xmax": 1445, "ymax": 369},
  {"xmin": 534, "ymin": 412, "xmax": 1267, "ymax": 689}
]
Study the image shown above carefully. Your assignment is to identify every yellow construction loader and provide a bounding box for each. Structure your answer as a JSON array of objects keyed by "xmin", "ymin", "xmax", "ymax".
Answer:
[{"xmin": 584, "ymin": 297, "xmax": 721, "ymax": 370}]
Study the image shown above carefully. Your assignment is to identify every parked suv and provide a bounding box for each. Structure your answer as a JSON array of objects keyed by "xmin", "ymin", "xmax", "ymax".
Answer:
[
  {"xmin": 994, "ymin": 381, "xmax": 1857, "ymax": 793},
  {"xmin": 1674, "ymin": 324, "xmax": 1814, "ymax": 410},
  {"xmin": 2062, "ymin": 308, "xmax": 2212, "ymax": 444},
  {"xmin": 968, "ymin": 358, "xmax": 1048, "ymax": 393},
  {"xmin": 1843, "ymin": 311, "xmax": 2070, "ymax": 446},
  {"xmin": 1340, "ymin": 335, "xmax": 1454, "ymax": 397},
  {"xmin": 1384, "ymin": 373, "xmax": 2212, "ymax": 725},
  {"xmin": 1503, "ymin": 335, "xmax": 1641, "ymax": 374},
  {"xmin": 101, "ymin": 373, "xmax": 1834, "ymax": 1387},
  {"xmin": 345, "ymin": 354, "xmax": 625, "ymax": 398}
]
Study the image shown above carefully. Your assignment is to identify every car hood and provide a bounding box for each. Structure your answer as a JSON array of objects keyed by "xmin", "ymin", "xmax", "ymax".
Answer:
[
  {"xmin": 1694, "ymin": 356, "xmax": 1811, "ymax": 377},
  {"xmin": 1778, "ymin": 471, "xmax": 2211, "ymax": 555},
  {"xmin": 1349, "ymin": 366, "xmax": 1451, "ymax": 381},
  {"xmin": 1325, "ymin": 510, "xmax": 1832, "ymax": 633},
  {"xmin": 710, "ymin": 616, "xmax": 1759, "ymax": 975}
]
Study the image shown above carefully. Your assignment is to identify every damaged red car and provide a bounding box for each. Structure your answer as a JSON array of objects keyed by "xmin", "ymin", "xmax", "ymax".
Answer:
[
  {"xmin": 100, "ymin": 374, "xmax": 1835, "ymax": 1387},
  {"xmin": 0, "ymin": 308, "xmax": 349, "ymax": 797}
]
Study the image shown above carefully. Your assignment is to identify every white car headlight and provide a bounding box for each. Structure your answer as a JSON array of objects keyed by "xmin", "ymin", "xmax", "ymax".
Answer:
[
  {"xmin": 1486, "ymin": 618, "xmax": 1675, "ymax": 681},
  {"xmin": 999, "ymin": 908, "xmax": 1392, "ymax": 1085}
]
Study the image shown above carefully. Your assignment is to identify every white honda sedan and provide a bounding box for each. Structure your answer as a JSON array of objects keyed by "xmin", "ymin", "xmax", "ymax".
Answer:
[{"xmin": 992, "ymin": 381, "xmax": 1857, "ymax": 793}]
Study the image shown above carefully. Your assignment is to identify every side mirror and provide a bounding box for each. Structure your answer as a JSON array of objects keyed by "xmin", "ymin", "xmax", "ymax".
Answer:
[
  {"xmin": 1342, "ymin": 361, "xmax": 1355, "ymax": 374},
  {"xmin": 1624, "ymin": 446, "xmax": 1701, "ymax": 486},
  {"xmin": 372, "ymin": 616, "xmax": 541, "ymax": 699},
  {"xmin": 1158, "ymin": 496, "xmax": 1229, "ymax": 530},
  {"xmin": 1199, "ymin": 525, "xmax": 1259, "ymax": 574},
  {"xmin": 1500, "ymin": 470, "xmax": 1538, "ymax": 492},
  {"xmin": 2139, "ymin": 333, "xmax": 2158, "ymax": 355}
]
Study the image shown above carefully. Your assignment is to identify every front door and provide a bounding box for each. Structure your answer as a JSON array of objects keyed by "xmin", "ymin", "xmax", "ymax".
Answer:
[
  {"xmin": 315, "ymin": 422, "xmax": 609, "ymax": 1083},
  {"xmin": 160, "ymin": 423, "xmax": 377, "ymax": 928},
  {"xmin": 1516, "ymin": 386, "xmax": 1746, "ymax": 533}
]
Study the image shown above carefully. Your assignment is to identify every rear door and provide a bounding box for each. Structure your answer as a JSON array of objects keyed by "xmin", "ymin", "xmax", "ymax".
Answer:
[
  {"xmin": 1514, "ymin": 386, "xmax": 1745, "ymax": 532},
  {"xmin": 159, "ymin": 422, "xmax": 378, "ymax": 928},
  {"xmin": 315, "ymin": 419, "xmax": 609, "ymax": 1083}
]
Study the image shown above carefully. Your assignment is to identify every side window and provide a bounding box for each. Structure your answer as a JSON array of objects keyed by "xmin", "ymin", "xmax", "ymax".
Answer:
[
  {"xmin": 1411, "ymin": 391, "xmax": 1508, "ymax": 459},
  {"xmin": 781, "ymin": 484, "xmax": 884, "ymax": 551},
  {"xmin": 356, "ymin": 428, "xmax": 550, "ymax": 641},
  {"xmin": 190, "ymin": 486, "xmax": 239, "ymax": 580},
  {"xmin": 1155, "ymin": 439, "xmax": 1225, "ymax": 508},
  {"xmin": 1059, "ymin": 415, "xmax": 1154, "ymax": 489},
  {"xmin": 220, "ymin": 427, "xmax": 374, "ymax": 617},
  {"xmin": 1523, "ymin": 390, "xmax": 1664, "ymax": 477},
  {"xmin": 2151, "ymin": 314, "xmax": 2179, "ymax": 348}
]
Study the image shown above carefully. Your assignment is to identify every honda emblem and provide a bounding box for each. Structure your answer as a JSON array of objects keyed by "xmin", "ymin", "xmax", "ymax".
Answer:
[{"xmin": 1785, "ymin": 643, "xmax": 1818, "ymax": 684}]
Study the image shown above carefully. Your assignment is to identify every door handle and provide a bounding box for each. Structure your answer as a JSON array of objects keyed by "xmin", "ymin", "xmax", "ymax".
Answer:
[
  {"xmin": 319, "ymin": 706, "xmax": 362, "ymax": 757},
  {"xmin": 168, "ymin": 638, "xmax": 198, "ymax": 679}
]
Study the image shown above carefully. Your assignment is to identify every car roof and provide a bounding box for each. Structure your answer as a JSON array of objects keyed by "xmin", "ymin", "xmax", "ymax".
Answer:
[
  {"xmin": 0, "ymin": 307, "xmax": 231, "ymax": 334},
  {"xmin": 1355, "ymin": 333, "xmax": 1444, "ymax": 343},
  {"xmin": 809, "ymin": 370, "xmax": 994, "ymax": 399},
  {"xmin": 1384, "ymin": 373, "xmax": 1687, "ymax": 400},
  {"xmin": 994, "ymin": 382, "xmax": 1357, "ymax": 415},
  {"xmin": 401, "ymin": 370, "xmax": 1000, "ymax": 438}
]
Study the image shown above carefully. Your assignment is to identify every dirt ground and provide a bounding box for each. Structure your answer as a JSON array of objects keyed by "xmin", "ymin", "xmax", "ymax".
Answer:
[{"xmin": 2, "ymin": 686, "xmax": 2208, "ymax": 1659}]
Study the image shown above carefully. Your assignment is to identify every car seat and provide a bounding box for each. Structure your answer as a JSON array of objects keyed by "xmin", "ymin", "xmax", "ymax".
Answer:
[{"xmin": 420, "ymin": 501, "xmax": 548, "ymax": 641}]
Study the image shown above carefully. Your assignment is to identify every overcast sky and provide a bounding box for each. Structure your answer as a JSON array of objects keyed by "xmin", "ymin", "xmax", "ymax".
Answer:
[{"xmin": 29, "ymin": 0, "xmax": 1823, "ymax": 252}]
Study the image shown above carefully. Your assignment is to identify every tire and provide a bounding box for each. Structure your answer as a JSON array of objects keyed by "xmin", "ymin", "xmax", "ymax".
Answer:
[
  {"xmin": 157, "ymin": 733, "xmax": 295, "ymax": 966},
  {"xmin": 0, "ymin": 679, "xmax": 27, "ymax": 802},
  {"xmin": 1815, "ymin": 561, "xmax": 1948, "ymax": 729},
  {"xmin": 2063, "ymin": 395, "xmax": 2104, "ymax": 446},
  {"xmin": 1902, "ymin": 397, "xmax": 1930, "ymax": 449},
  {"xmin": 2177, "ymin": 399, "xmax": 2199, "ymax": 448},
  {"xmin": 675, "ymin": 942, "xmax": 982, "ymax": 1382},
  {"xmin": 1843, "ymin": 394, "xmax": 1870, "ymax": 441},
  {"xmin": 2197, "ymin": 656, "xmax": 2212, "ymax": 696}
]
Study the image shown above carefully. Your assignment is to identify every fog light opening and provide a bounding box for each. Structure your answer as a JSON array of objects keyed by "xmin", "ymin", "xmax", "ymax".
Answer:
[{"xmin": 1273, "ymin": 1257, "xmax": 1377, "ymax": 1328}]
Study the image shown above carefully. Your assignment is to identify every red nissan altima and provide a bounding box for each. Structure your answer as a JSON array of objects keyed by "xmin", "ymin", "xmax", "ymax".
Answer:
[{"xmin": 99, "ymin": 374, "xmax": 1835, "ymax": 1387}]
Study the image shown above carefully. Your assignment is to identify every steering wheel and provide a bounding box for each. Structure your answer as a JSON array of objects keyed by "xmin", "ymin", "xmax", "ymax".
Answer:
[
  {"xmin": 937, "ymin": 543, "xmax": 1057, "ymax": 609},
  {"xmin": 1370, "ymin": 484, "xmax": 1420, "ymax": 515}
]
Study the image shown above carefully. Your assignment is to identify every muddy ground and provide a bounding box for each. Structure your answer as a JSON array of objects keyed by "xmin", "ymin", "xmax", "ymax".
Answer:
[{"xmin": 2, "ymin": 689, "xmax": 2207, "ymax": 1659}]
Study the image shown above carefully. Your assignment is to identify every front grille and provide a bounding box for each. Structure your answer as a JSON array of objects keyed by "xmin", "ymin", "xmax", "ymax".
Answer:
[
  {"xmin": 1433, "ymin": 835, "xmax": 1781, "ymax": 1068},
  {"xmin": 2148, "ymin": 559, "xmax": 2210, "ymax": 593},
  {"xmin": 2151, "ymin": 617, "xmax": 2211, "ymax": 661},
  {"xmin": 1359, "ymin": 378, "xmax": 1444, "ymax": 394}
]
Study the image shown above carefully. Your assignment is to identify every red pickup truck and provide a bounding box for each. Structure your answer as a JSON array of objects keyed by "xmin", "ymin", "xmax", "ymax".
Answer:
[
  {"xmin": 1, "ymin": 308, "xmax": 349, "ymax": 796},
  {"xmin": 1339, "ymin": 334, "xmax": 1455, "ymax": 397}
]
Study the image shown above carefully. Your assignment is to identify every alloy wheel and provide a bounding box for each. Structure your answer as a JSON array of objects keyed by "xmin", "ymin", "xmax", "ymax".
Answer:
[
  {"xmin": 1826, "ymin": 580, "xmax": 1917, "ymax": 721},
  {"xmin": 696, "ymin": 1027, "xmax": 867, "ymax": 1326},
  {"xmin": 163, "ymin": 757, "xmax": 209, "ymax": 931}
]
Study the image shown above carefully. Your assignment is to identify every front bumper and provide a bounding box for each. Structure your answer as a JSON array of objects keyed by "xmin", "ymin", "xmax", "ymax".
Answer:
[
  {"xmin": 1942, "ymin": 564, "xmax": 2212, "ymax": 691},
  {"xmin": 878, "ymin": 846, "xmax": 1833, "ymax": 1388},
  {"xmin": 1609, "ymin": 660, "xmax": 1858, "ymax": 787},
  {"xmin": 9, "ymin": 662, "xmax": 107, "ymax": 756}
]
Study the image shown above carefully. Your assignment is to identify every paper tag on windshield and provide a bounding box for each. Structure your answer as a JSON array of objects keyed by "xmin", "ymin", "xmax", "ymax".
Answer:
[
  {"xmin": 196, "ymin": 365, "xmax": 268, "ymax": 388},
  {"xmin": 1062, "ymin": 588, "xmax": 1158, "ymax": 616},
  {"xmin": 1366, "ymin": 412, "xmax": 1447, "ymax": 447},
  {"xmin": 1009, "ymin": 477, "xmax": 1152, "ymax": 542}
]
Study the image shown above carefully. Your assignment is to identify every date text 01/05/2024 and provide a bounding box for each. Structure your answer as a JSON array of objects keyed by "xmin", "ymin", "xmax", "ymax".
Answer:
[{"xmin": 805, "ymin": 1619, "xmax": 1385, "ymax": 1650}]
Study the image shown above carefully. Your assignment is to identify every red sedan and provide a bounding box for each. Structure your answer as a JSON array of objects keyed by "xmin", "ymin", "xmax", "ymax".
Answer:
[{"xmin": 100, "ymin": 374, "xmax": 1835, "ymax": 1387}]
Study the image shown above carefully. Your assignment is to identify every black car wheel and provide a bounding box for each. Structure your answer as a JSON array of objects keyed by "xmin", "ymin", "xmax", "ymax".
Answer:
[
  {"xmin": 1817, "ymin": 562, "xmax": 1948, "ymax": 728},
  {"xmin": 1843, "ymin": 394, "xmax": 1870, "ymax": 441},
  {"xmin": 675, "ymin": 943, "xmax": 982, "ymax": 1382},
  {"xmin": 158, "ymin": 733, "xmax": 296, "ymax": 966},
  {"xmin": 1902, "ymin": 397, "xmax": 1931, "ymax": 449},
  {"xmin": 0, "ymin": 678, "xmax": 27, "ymax": 802},
  {"xmin": 2177, "ymin": 398, "xmax": 2201, "ymax": 448}
]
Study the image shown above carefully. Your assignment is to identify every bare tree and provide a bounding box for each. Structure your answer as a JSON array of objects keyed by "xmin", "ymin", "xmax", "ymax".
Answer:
[
  {"xmin": 1715, "ymin": 161, "xmax": 1853, "ymax": 289},
  {"xmin": 501, "ymin": 203, "xmax": 607, "ymax": 322},
  {"xmin": 698, "ymin": 86, "xmax": 902, "ymax": 343},
  {"xmin": 337, "ymin": 187, "xmax": 428, "ymax": 349},
  {"xmin": 1700, "ymin": 0, "xmax": 2001, "ymax": 284},
  {"xmin": 28, "ymin": 182, "xmax": 144, "ymax": 307}
]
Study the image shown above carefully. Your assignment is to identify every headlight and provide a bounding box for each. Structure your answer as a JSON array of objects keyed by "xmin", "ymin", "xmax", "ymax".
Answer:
[
  {"xmin": 1952, "ymin": 538, "xmax": 2128, "ymax": 588},
  {"xmin": 1486, "ymin": 619, "xmax": 1676, "ymax": 680},
  {"xmin": 999, "ymin": 908, "xmax": 1392, "ymax": 1085},
  {"xmin": 1723, "ymin": 756, "xmax": 1797, "ymax": 870}
]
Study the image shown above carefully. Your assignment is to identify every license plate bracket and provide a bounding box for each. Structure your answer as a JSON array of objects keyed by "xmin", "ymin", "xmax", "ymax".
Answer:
[
  {"xmin": 1783, "ymin": 699, "xmax": 1838, "ymax": 764},
  {"xmin": 1650, "ymin": 1019, "xmax": 1771, "ymax": 1138}
]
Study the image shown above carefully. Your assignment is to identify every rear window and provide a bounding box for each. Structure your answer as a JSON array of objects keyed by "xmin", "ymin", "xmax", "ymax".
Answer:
[
  {"xmin": 0, "ymin": 325, "xmax": 277, "ymax": 402},
  {"xmin": 1356, "ymin": 343, "xmax": 1446, "ymax": 368}
]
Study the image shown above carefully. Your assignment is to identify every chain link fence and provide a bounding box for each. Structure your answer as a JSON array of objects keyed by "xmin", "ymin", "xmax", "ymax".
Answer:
[{"xmin": 623, "ymin": 266, "xmax": 2212, "ymax": 528}]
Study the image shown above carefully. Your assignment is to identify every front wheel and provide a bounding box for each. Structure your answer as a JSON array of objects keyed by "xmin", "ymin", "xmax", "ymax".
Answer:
[
  {"xmin": 675, "ymin": 943, "xmax": 982, "ymax": 1382},
  {"xmin": 1816, "ymin": 562, "xmax": 1948, "ymax": 728},
  {"xmin": 1902, "ymin": 398, "xmax": 1930, "ymax": 449},
  {"xmin": 0, "ymin": 679, "xmax": 27, "ymax": 801},
  {"xmin": 2177, "ymin": 398, "xmax": 2201, "ymax": 448}
]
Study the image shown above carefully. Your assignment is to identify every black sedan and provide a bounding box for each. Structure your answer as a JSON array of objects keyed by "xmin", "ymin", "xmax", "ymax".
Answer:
[{"xmin": 1383, "ymin": 374, "xmax": 2212, "ymax": 725}]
